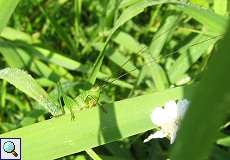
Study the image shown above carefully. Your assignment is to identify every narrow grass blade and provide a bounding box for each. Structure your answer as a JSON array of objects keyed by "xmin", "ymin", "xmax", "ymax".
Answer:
[
  {"xmin": 119, "ymin": 0, "xmax": 140, "ymax": 8},
  {"xmin": 176, "ymin": 3, "xmax": 228, "ymax": 34},
  {"xmin": 149, "ymin": 14, "xmax": 179, "ymax": 58},
  {"xmin": 74, "ymin": 0, "xmax": 82, "ymax": 48},
  {"xmin": 147, "ymin": 14, "xmax": 179, "ymax": 90},
  {"xmin": 93, "ymin": 41, "xmax": 139, "ymax": 78},
  {"xmin": 113, "ymin": 31, "xmax": 142, "ymax": 53},
  {"xmin": 18, "ymin": 43, "xmax": 83, "ymax": 72},
  {"xmin": 0, "ymin": 0, "xmax": 21, "ymax": 33},
  {"xmin": 85, "ymin": 149, "xmax": 102, "ymax": 160},
  {"xmin": 0, "ymin": 38, "xmax": 25, "ymax": 68},
  {"xmin": 217, "ymin": 136, "xmax": 230, "ymax": 147},
  {"xmin": 39, "ymin": 6, "xmax": 78, "ymax": 55},
  {"xmin": 104, "ymin": 0, "xmax": 119, "ymax": 28},
  {"xmin": 1, "ymin": 36, "xmax": 131, "ymax": 88},
  {"xmin": 0, "ymin": 68, "xmax": 62, "ymax": 116},
  {"xmin": 168, "ymin": 34, "xmax": 219, "ymax": 83},
  {"xmin": 0, "ymin": 39, "xmax": 72, "ymax": 82},
  {"xmin": 88, "ymin": 0, "xmax": 179, "ymax": 84},
  {"xmin": 1, "ymin": 27, "xmax": 38, "ymax": 43},
  {"xmin": 106, "ymin": 49, "xmax": 139, "ymax": 78},
  {"xmin": 0, "ymin": 80, "xmax": 7, "ymax": 108},
  {"xmin": 144, "ymin": 59, "xmax": 169, "ymax": 91}
]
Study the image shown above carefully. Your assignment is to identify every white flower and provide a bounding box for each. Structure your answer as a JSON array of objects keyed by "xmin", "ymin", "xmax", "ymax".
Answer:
[{"xmin": 144, "ymin": 99, "xmax": 190, "ymax": 144}]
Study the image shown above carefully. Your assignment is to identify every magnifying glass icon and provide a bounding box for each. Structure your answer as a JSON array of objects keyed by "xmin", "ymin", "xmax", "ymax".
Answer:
[{"xmin": 3, "ymin": 141, "xmax": 18, "ymax": 157}]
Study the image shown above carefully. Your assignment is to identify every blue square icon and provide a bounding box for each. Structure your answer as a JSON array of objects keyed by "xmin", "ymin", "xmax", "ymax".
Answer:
[{"xmin": 0, "ymin": 138, "xmax": 21, "ymax": 160}]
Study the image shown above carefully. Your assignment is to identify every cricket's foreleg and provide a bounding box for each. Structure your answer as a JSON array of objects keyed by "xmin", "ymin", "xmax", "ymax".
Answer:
[
  {"xmin": 68, "ymin": 104, "xmax": 76, "ymax": 120},
  {"xmin": 63, "ymin": 95, "xmax": 77, "ymax": 120}
]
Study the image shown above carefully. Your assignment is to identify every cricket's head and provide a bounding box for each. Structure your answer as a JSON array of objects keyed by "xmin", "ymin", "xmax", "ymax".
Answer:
[
  {"xmin": 89, "ymin": 86, "xmax": 101, "ymax": 98},
  {"xmin": 82, "ymin": 86, "xmax": 101, "ymax": 107}
]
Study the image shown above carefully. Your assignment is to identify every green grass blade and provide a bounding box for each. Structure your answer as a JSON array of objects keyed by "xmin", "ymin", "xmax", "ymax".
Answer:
[
  {"xmin": 0, "ymin": 0, "xmax": 21, "ymax": 33},
  {"xmin": 113, "ymin": 31, "xmax": 142, "ymax": 53},
  {"xmin": 104, "ymin": 0, "xmax": 119, "ymax": 28},
  {"xmin": 15, "ymin": 42, "xmax": 85, "ymax": 72},
  {"xmin": 0, "ymin": 38, "xmax": 25, "ymax": 68},
  {"xmin": 1, "ymin": 27, "xmax": 38, "ymax": 43},
  {"xmin": 0, "ymin": 80, "xmax": 7, "ymax": 108},
  {"xmin": 0, "ymin": 85, "xmax": 194, "ymax": 159},
  {"xmin": 144, "ymin": 59, "xmax": 169, "ymax": 91},
  {"xmin": 213, "ymin": 0, "xmax": 228, "ymax": 15},
  {"xmin": 93, "ymin": 40, "xmax": 140, "ymax": 78},
  {"xmin": 149, "ymin": 14, "xmax": 179, "ymax": 58},
  {"xmin": 1, "ymin": 35, "xmax": 131, "ymax": 88},
  {"xmin": 113, "ymin": 0, "xmax": 177, "ymax": 33},
  {"xmin": 39, "ymin": 6, "xmax": 78, "ymax": 55},
  {"xmin": 177, "ymin": 3, "xmax": 228, "ymax": 34},
  {"xmin": 147, "ymin": 14, "xmax": 179, "ymax": 90},
  {"xmin": 217, "ymin": 136, "xmax": 230, "ymax": 147},
  {"xmin": 0, "ymin": 39, "xmax": 72, "ymax": 82},
  {"xmin": 168, "ymin": 34, "xmax": 220, "ymax": 83},
  {"xmin": 74, "ymin": 0, "xmax": 82, "ymax": 48},
  {"xmin": 88, "ymin": 0, "xmax": 179, "ymax": 84},
  {"xmin": 170, "ymin": 22, "xmax": 230, "ymax": 160},
  {"xmin": 119, "ymin": 0, "xmax": 140, "ymax": 8},
  {"xmin": 106, "ymin": 49, "xmax": 139, "ymax": 78},
  {"xmin": 0, "ymin": 68, "xmax": 62, "ymax": 116},
  {"xmin": 85, "ymin": 149, "xmax": 102, "ymax": 160}
]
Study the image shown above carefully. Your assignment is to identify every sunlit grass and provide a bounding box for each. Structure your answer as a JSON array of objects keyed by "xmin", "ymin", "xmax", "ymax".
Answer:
[{"xmin": 0, "ymin": 0, "xmax": 229, "ymax": 159}]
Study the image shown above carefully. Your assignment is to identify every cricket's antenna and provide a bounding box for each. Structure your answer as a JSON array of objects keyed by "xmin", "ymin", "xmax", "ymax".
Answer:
[
  {"xmin": 99, "ymin": 46, "xmax": 147, "ymax": 86},
  {"xmin": 97, "ymin": 22, "xmax": 185, "ymax": 89},
  {"xmin": 96, "ymin": 16, "xmax": 186, "ymax": 88},
  {"xmin": 99, "ymin": 34, "xmax": 223, "ymax": 90}
]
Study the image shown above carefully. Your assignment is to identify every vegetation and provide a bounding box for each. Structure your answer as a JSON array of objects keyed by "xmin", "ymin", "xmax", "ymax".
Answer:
[{"xmin": 0, "ymin": 0, "xmax": 229, "ymax": 159}]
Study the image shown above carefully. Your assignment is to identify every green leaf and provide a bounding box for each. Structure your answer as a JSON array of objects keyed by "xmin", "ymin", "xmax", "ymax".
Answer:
[
  {"xmin": 88, "ymin": 0, "xmax": 179, "ymax": 84},
  {"xmin": 213, "ymin": 0, "xmax": 228, "ymax": 15},
  {"xmin": 39, "ymin": 6, "xmax": 78, "ymax": 55},
  {"xmin": 0, "ymin": 85, "xmax": 194, "ymax": 159},
  {"xmin": 217, "ymin": 136, "xmax": 230, "ymax": 147},
  {"xmin": 0, "ymin": 0, "xmax": 21, "ymax": 33},
  {"xmin": 149, "ymin": 14, "xmax": 179, "ymax": 58},
  {"xmin": 144, "ymin": 59, "xmax": 169, "ymax": 91},
  {"xmin": 113, "ymin": 31, "xmax": 142, "ymax": 53},
  {"xmin": 0, "ymin": 38, "xmax": 25, "ymax": 68},
  {"xmin": 0, "ymin": 39, "xmax": 72, "ymax": 82},
  {"xmin": 170, "ymin": 20, "xmax": 230, "ymax": 160},
  {"xmin": 147, "ymin": 14, "xmax": 179, "ymax": 90},
  {"xmin": 0, "ymin": 68, "xmax": 62, "ymax": 116},
  {"xmin": 168, "ymin": 34, "xmax": 219, "ymax": 83},
  {"xmin": 176, "ymin": 3, "xmax": 228, "ymax": 34},
  {"xmin": 85, "ymin": 149, "xmax": 102, "ymax": 160},
  {"xmin": 1, "ymin": 27, "xmax": 38, "ymax": 43}
]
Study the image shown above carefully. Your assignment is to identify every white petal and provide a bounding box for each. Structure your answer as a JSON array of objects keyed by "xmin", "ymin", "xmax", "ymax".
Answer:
[
  {"xmin": 177, "ymin": 99, "xmax": 190, "ymax": 118},
  {"xmin": 164, "ymin": 100, "xmax": 178, "ymax": 121},
  {"xmin": 169, "ymin": 127, "xmax": 178, "ymax": 144},
  {"xmin": 143, "ymin": 130, "xmax": 167, "ymax": 143},
  {"xmin": 150, "ymin": 107, "xmax": 167, "ymax": 126}
]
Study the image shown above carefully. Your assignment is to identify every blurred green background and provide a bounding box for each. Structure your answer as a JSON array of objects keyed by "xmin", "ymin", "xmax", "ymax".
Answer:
[{"xmin": 0, "ymin": 0, "xmax": 229, "ymax": 159}]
